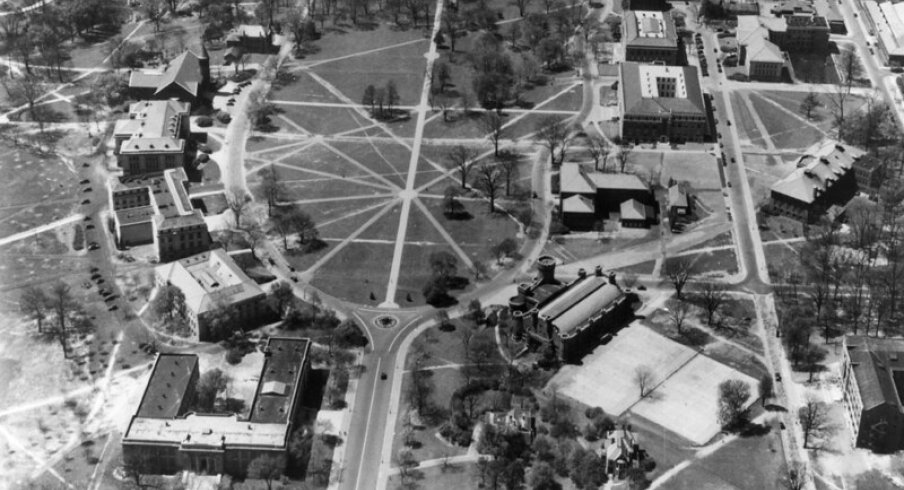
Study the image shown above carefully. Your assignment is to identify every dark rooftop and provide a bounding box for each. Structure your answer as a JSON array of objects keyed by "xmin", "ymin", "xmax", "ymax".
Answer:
[
  {"xmin": 249, "ymin": 337, "xmax": 311, "ymax": 424},
  {"xmin": 846, "ymin": 335, "xmax": 904, "ymax": 411},
  {"xmin": 136, "ymin": 354, "xmax": 198, "ymax": 419}
]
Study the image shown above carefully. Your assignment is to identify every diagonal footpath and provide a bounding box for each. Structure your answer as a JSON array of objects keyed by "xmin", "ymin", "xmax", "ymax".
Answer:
[{"xmin": 380, "ymin": 0, "xmax": 445, "ymax": 308}]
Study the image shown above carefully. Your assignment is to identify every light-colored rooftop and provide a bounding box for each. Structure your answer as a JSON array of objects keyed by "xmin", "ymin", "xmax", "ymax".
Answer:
[
  {"xmin": 562, "ymin": 194, "xmax": 595, "ymax": 214},
  {"xmin": 553, "ymin": 280, "xmax": 624, "ymax": 336},
  {"xmin": 772, "ymin": 140, "xmax": 862, "ymax": 204},
  {"xmin": 125, "ymin": 413, "xmax": 289, "ymax": 448},
  {"xmin": 155, "ymin": 248, "xmax": 265, "ymax": 315}
]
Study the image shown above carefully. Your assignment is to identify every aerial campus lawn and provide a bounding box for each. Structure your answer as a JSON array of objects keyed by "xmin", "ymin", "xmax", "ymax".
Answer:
[{"xmin": 0, "ymin": 143, "xmax": 80, "ymax": 236}]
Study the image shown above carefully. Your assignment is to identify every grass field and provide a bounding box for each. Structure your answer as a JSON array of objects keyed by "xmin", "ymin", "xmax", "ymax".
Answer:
[
  {"xmin": 392, "ymin": 368, "xmax": 468, "ymax": 464},
  {"xmin": 0, "ymin": 144, "xmax": 80, "ymax": 236},
  {"xmin": 748, "ymin": 93, "xmax": 825, "ymax": 150},
  {"xmin": 553, "ymin": 324, "xmax": 757, "ymax": 445}
]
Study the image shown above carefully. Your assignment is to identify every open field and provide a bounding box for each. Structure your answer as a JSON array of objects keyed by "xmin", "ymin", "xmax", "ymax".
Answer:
[
  {"xmin": 0, "ymin": 145, "xmax": 80, "ymax": 237},
  {"xmin": 553, "ymin": 324, "xmax": 757, "ymax": 445}
]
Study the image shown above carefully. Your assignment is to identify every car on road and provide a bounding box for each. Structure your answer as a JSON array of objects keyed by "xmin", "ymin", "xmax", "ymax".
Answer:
[
  {"xmin": 775, "ymin": 372, "xmax": 782, "ymax": 382},
  {"xmin": 381, "ymin": 372, "xmax": 388, "ymax": 380},
  {"xmin": 80, "ymin": 179, "xmax": 90, "ymax": 184},
  {"xmin": 88, "ymin": 242, "xmax": 100, "ymax": 250},
  {"xmin": 82, "ymin": 199, "xmax": 91, "ymax": 205},
  {"xmin": 601, "ymin": 333, "xmax": 614, "ymax": 344},
  {"xmin": 268, "ymin": 257, "xmax": 276, "ymax": 266},
  {"xmin": 83, "ymin": 187, "xmax": 92, "ymax": 193},
  {"xmin": 731, "ymin": 157, "xmax": 736, "ymax": 163},
  {"xmin": 108, "ymin": 305, "xmax": 118, "ymax": 311},
  {"xmin": 82, "ymin": 163, "xmax": 90, "ymax": 168},
  {"xmin": 86, "ymin": 224, "xmax": 94, "ymax": 230}
]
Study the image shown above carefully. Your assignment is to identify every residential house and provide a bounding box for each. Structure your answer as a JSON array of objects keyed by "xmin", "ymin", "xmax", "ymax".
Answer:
[
  {"xmin": 737, "ymin": 16, "xmax": 786, "ymax": 82},
  {"xmin": 668, "ymin": 184, "xmax": 692, "ymax": 223},
  {"xmin": 601, "ymin": 426, "xmax": 644, "ymax": 479}
]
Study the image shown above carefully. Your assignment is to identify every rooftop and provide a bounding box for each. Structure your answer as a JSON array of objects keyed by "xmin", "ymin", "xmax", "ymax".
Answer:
[
  {"xmin": 135, "ymin": 354, "xmax": 198, "ymax": 419},
  {"xmin": 562, "ymin": 194, "xmax": 595, "ymax": 214},
  {"xmin": 249, "ymin": 338, "xmax": 311, "ymax": 424},
  {"xmin": 116, "ymin": 205, "xmax": 157, "ymax": 226},
  {"xmin": 625, "ymin": 10, "xmax": 678, "ymax": 47},
  {"xmin": 129, "ymin": 49, "xmax": 207, "ymax": 97},
  {"xmin": 538, "ymin": 274, "xmax": 625, "ymax": 336},
  {"xmin": 620, "ymin": 63, "xmax": 706, "ymax": 117},
  {"xmin": 620, "ymin": 199, "xmax": 653, "ymax": 220},
  {"xmin": 125, "ymin": 412, "xmax": 290, "ymax": 448},
  {"xmin": 845, "ymin": 335, "xmax": 904, "ymax": 410},
  {"xmin": 668, "ymin": 184, "xmax": 689, "ymax": 208},
  {"xmin": 772, "ymin": 140, "xmax": 863, "ymax": 204},
  {"xmin": 114, "ymin": 100, "xmax": 189, "ymax": 141},
  {"xmin": 155, "ymin": 248, "xmax": 265, "ymax": 316},
  {"xmin": 560, "ymin": 163, "xmax": 649, "ymax": 195}
]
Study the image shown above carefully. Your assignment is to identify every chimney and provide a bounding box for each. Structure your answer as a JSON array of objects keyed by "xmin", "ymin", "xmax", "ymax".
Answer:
[
  {"xmin": 537, "ymin": 256, "xmax": 557, "ymax": 284},
  {"xmin": 578, "ymin": 268, "xmax": 587, "ymax": 278},
  {"xmin": 609, "ymin": 272, "xmax": 617, "ymax": 285},
  {"xmin": 595, "ymin": 265, "xmax": 603, "ymax": 277}
]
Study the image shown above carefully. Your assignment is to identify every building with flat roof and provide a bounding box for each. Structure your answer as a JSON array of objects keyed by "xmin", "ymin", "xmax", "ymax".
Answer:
[
  {"xmin": 770, "ymin": 140, "xmax": 861, "ymax": 222},
  {"xmin": 129, "ymin": 48, "xmax": 211, "ymax": 103},
  {"xmin": 123, "ymin": 337, "xmax": 312, "ymax": 476},
  {"xmin": 508, "ymin": 257, "xmax": 636, "ymax": 362},
  {"xmin": 841, "ymin": 335, "xmax": 904, "ymax": 453},
  {"xmin": 618, "ymin": 62, "xmax": 708, "ymax": 143},
  {"xmin": 865, "ymin": 1, "xmax": 904, "ymax": 65},
  {"xmin": 114, "ymin": 100, "xmax": 191, "ymax": 178},
  {"xmin": 109, "ymin": 168, "xmax": 211, "ymax": 261},
  {"xmin": 155, "ymin": 248, "xmax": 271, "ymax": 342},
  {"xmin": 624, "ymin": 11, "xmax": 679, "ymax": 65},
  {"xmin": 559, "ymin": 163, "xmax": 655, "ymax": 231}
]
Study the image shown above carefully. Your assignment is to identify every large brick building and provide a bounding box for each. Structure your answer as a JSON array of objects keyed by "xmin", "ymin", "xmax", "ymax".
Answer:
[
  {"xmin": 769, "ymin": 140, "xmax": 861, "ymax": 222},
  {"xmin": 129, "ymin": 48, "xmax": 211, "ymax": 104},
  {"xmin": 109, "ymin": 168, "xmax": 211, "ymax": 261},
  {"xmin": 623, "ymin": 10, "xmax": 679, "ymax": 65},
  {"xmin": 123, "ymin": 337, "xmax": 312, "ymax": 476},
  {"xmin": 113, "ymin": 100, "xmax": 191, "ymax": 178},
  {"xmin": 618, "ymin": 62, "xmax": 708, "ymax": 143},
  {"xmin": 155, "ymin": 249, "xmax": 273, "ymax": 342},
  {"xmin": 508, "ymin": 257, "xmax": 637, "ymax": 363},
  {"xmin": 841, "ymin": 335, "xmax": 904, "ymax": 453},
  {"xmin": 737, "ymin": 16, "xmax": 787, "ymax": 82}
]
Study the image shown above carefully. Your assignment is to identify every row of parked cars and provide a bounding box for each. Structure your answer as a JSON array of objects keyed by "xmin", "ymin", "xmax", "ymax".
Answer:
[{"xmin": 694, "ymin": 33, "xmax": 709, "ymax": 77}]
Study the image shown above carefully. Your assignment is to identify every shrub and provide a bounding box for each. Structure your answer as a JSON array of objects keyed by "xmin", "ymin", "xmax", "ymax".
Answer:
[
  {"xmin": 198, "ymin": 144, "xmax": 212, "ymax": 154},
  {"xmin": 226, "ymin": 348, "xmax": 244, "ymax": 365},
  {"xmin": 196, "ymin": 116, "xmax": 213, "ymax": 127},
  {"xmin": 196, "ymin": 153, "xmax": 210, "ymax": 164},
  {"xmin": 217, "ymin": 111, "xmax": 232, "ymax": 124},
  {"xmin": 439, "ymin": 421, "xmax": 472, "ymax": 446}
]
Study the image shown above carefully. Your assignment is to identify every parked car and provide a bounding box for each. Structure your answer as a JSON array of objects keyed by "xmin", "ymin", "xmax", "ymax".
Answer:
[
  {"xmin": 775, "ymin": 372, "xmax": 782, "ymax": 382},
  {"xmin": 88, "ymin": 242, "xmax": 100, "ymax": 250}
]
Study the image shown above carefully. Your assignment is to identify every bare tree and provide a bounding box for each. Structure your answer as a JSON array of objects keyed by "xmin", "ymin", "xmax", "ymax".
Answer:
[
  {"xmin": 786, "ymin": 462, "xmax": 808, "ymax": 490},
  {"xmin": 799, "ymin": 91, "xmax": 820, "ymax": 121},
  {"xmin": 717, "ymin": 379, "xmax": 751, "ymax": 430},
  {"xmin": 699, "ymin": 282, "xmax": 726, "ymax": 326},
  {"xmin": 143, "ymin": 0, "xmax": 167, "ymax": 32},
  {"xmin": 258, "ymin": 166, "xmax": 286, "ymax": 216},
  {"xmin": 633, "ymin": 365, "xmax": 654, "ymax": 398},
  {"xmin": 512, "ymin": 0, "xmax": 532, "ymax": 16},
  {"xmin": 481, "ymin": 112, "xmax": 505, "ymax": 156},
  {"xmin": 798, "ymin": 396, "xmax": 829, "ymax": 448},
  {"xmin": 19, "ymin": 286, "xmax": 49, "ymax": 334},
  {"xmin": 474, "ymin": 163, "xmax": 504, "ymax": 213},
  {"xmin": 666, "ymin": 299, "xmax": 690, "ymax": 334},
  {"xmin": 499, "ymin": 155, "xmax": 518, "ymax": 196},
  {"xmin": 447, "ymin": 145, "xmax": 477, "ymax": 189},
  {"xmin": 665, "ymin": 256, "xmax": 695, "ymax": 299},
  {"xmin": 615, "ymin": 143, "xmax": 632, "ymax": 173},
  {"xmin": 50, "ymin": 281, "xmax": 76, "ymax": 358},
  {"xmin": 587, "ymin": 135, "xmax": 610, "ymax": 171},
  {"xmin": 534, "ymin": 116, "xmax": 571, "ymax": 166},
  {"xmin": 226, "ymin": 189, "xmax": 248, "ymax": 228},
  {"xmin": 4, "ymin": 74, "xmax": 45, "ymax": 125}
]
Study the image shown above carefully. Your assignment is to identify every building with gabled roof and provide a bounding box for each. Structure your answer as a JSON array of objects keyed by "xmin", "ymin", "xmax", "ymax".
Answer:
[
  {"xmin": 618, "ymin": 62, "xmax": 708, "ymax": 143},
  {"xmin": 114, "ymin": 100, "xmax": 191, "ymax": 177},
  {"xmin": 737, "ymin": 16, "xmax": 786, "ymax": 81},
  {"xmin": 136, "ymin": 354, "xmax": 200, "ymax": 419},
  {"xmin": 601, "ymin": 426, "xmax": 645, "ymax": 479},
  {"xmin": 770, "ymin": 140, "xmax": 861, "ymax": 222},
  {"xmin": 155, "ymin": 248, "xmax": 271, "ymax": 341},
  {"xmin": 620, "ymin": 198, "xmax": 654, "ymax": 228},
  {"xmin": 123, "ymin": 337, "xmax": 312, "ymax": 476},
  {"xmin": 129, "ymin": 48, "xmax": 211, "ymax": 103},
  {"xmin": 624, "ymin": 10, "xmax": 679, "ymax": 65},
  {"xmin": 226, "ymin": 24, "xmax": 276, "ymax": 53},
  {"xmin": 559, "ymin": 163, "xmax": 655, "ymax": 230},
  {"xmin": 508, "ymin": 257, "xmax": 636, "ymax": 362},
  {"xmin": 841, "ymin": 335, "xmax": 904, "ymax": 452}
]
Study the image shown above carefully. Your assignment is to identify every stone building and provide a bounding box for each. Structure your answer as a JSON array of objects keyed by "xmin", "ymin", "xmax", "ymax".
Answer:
[
  {"xmin": 623, "ymin": 10, "xmax": 679, "ymax": 65},
  {"xmin": 113, "ymin": 100, "xmax": 191, "ymax": 178},
  {"xmin": 225, "ymin": 25, "xmax": 277, "ymax": 53},
  {"xmin": 155, "ymin": 249, "xmax": 272, "ymax": 342},
  {"xmin": 122, "ymin": 337, "xmax": 312, "ymax": 476},
  {"xmin": 508, "ymin": 257, "xmax": 637, "ymax": 363},
  {"xmin": 618, "ymin": 62, "xmax": 708, "ymax": 143},
  {"xmin": 841, "ymin": 335, "xmax": 904, "ymax": 453},
  {"xmin": 109, "ymin": 168, "xmax": 211, "ymax": 261},
  {"xmin": 769, "ymin": 141, "xmax": 861, "ymax": 222}
]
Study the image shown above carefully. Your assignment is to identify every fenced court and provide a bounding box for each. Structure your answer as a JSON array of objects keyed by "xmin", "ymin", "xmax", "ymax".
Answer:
[{"xmin": 551, "ymin": 324, "xmax": 757, "ymax": 445}]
